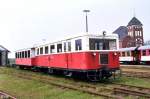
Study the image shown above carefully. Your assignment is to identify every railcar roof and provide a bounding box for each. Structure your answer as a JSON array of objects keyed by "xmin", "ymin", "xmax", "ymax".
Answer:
[
  {"xmin": 35, "ymin": 32, "xmax": 118, "ymax": 47},
  {"xmin": 119, "ymin": 47, "xmax": 137, "ymax": 51},
  {"xmin": 15, "ymin": 32, "xmax": 118, "ymax": 52},
  {"xmin": 138, "ymin": 45, "xmax": 150, "ymax": 50}
]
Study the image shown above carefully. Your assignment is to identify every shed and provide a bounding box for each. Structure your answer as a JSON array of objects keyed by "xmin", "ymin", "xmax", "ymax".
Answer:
[{"xmin": 0, "ymin": 45, "xmax": 9, "ymax": 66}]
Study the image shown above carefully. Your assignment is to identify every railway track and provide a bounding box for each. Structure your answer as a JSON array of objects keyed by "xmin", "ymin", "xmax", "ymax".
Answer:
[
  {"xmin": 113, "ymin": 83, "xmax": 150, "ymax": 98},
  {"xmin": 9, "ymin": 72, "xmax": 121, "ymax": 99},
  {"xmin": 0, "ymin": 90, "xmax": 16, "ymax": 99},
  {"xmin": 120, "ymin": 65, "xmax": 150, "ymax": 78}
]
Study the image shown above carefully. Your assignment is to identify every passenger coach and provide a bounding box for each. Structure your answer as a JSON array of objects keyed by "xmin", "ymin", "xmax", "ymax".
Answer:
[{"xmin": 15, "ymin": 33, "xmax": 120, "ymax": 81}]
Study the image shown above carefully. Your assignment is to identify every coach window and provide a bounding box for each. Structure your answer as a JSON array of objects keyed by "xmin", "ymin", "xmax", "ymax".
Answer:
[
  {"xmin": 37, "ymin": 48, "xmax": 39, "ymax": 55},
  {"xmin": 127, "ymin": 51, "xmax": 130, "ymax": 56},
  {"xmin": 64, "ymin": 42, "xmax": 66, "ymax": 52},
  {"xmin": 68, "ymin": 42, "xmax": 71, "ymax": 51},
  {"xmin": 122, "ymin": 52, "xmax": 125, "ymax": 57},
  {"xmin": 25, "ymin": 51, "xmax": 27, "ymax": 58},
  {"xmin": 57, "ymin": 43, "xmax": 62, "ymax": 53},
  {"xmin": 149, "ymin": 50, "xmax": 150, "ymax": 55},
  {"xmin": 50, "ymin": 45, "xmax": 55, "ymax": 53},
  {"xmin": 40, "ymin": 47, "xmax": 43, "ymax": 54},
  {"xmin": 75, "ymin": 39, "xmax": 82, "ymax": 51},
  {"xmin": 142, "ymin": 50, "xmax": 146, "ymax": 56},
  {"xmin": 45, "ymin": 46, "xmax": 48, "ymax": 54},
  {"xmin": 28, "ymin": 50, "xmax": 30, "ymax": 58}
]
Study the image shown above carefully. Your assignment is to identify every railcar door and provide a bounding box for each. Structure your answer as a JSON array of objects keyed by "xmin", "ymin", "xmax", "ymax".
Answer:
[{"xmin": 132, "ymin": 49, "xmax": 140, "ymax": 64}]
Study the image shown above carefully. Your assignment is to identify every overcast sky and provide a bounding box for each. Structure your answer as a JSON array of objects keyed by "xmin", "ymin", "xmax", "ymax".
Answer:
[{"xmin": 0, "ymin": 0, "xmax": 149, "ymax": 58}]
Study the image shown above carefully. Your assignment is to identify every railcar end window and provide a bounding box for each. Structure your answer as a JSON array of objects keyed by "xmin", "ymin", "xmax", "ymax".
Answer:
[
  {"xmin": 75, "ymin": 39, "xmax": 82, "ymax": 51},
  {"xmin": 40, "ymin": 47, "xmax": 43, "ymax": 54},
  {"xmin": 50, "ymin": 45, "xmax": 55, "ymax": 53},
  {"xmin": 57, "ymin": 44, "xmax": 62, "ymax": 53},
  {"xmin": 45, "ymin": 46, "xmax": 48, "ymax": 54},
  {"xmin": 89, "ymin": 38, "xmax": 116, "ymax": 50}
]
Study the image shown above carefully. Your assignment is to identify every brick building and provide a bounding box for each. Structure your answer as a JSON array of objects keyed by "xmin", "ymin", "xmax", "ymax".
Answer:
[{"xmin": 113, "ymin": 17, "xmax": 144, "ymax": 48}]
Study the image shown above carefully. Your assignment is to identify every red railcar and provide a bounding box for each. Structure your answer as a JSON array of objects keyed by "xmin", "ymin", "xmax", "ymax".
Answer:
[{"xmin": 15, "ymin": 33, "xmax": 120, "ymax": 81}]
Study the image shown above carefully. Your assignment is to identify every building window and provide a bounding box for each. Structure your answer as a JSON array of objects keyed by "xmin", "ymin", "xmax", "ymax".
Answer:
[
  {"xmin": 75, "ymin": 39, "xmax": 82, "ymax": 51},
  {"xmin": 50, "ymin": 45, "xmax": 55, "ymax": 53},
  {"xmin": 142, "ymin": 50, "xmax": 146, "ymax": 56},
  {"xmin": 45, "ymin": 46, "xmax": 48, "ymax": 54},
  {"xmin": 28, "ymin": 50, "xmax": 30, "ymax": 58},
  {"xmin": 68, "ymin": 42, "xmax": 71, "ymax": 51},
  {"xmin": 57, "ymin": 43, "xmax": 62, "ymax": 53},
  {"xmin": 64, "ymin": 42, "xmax": 66, "ymax": 52}
]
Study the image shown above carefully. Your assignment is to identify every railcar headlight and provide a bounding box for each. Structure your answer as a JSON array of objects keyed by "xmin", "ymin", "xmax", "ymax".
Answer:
[
  {"xmin": 93, "ymin": 52, "xmax": 96, "ymax": 56},
  {"xmin": 114, "ymin": 52, "xmax": 117, "ymax": 56}
]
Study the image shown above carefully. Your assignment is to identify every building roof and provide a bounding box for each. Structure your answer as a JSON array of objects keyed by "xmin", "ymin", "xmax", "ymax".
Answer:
[
  {"xmin": 127, "ymin": 17, "xmax": 142, "ymax": 26},
  {"xmin": 0, "ymin": 45, "xmax": 10, "ymax": 52},
  {"xmin": 113, "ymin": 26, "xmax": 128, "ymax": 40}
]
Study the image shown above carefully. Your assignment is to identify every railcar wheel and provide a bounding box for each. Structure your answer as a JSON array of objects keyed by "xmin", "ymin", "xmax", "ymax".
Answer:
[{"xmin": 86, "ymin": 71, "xmax": 102, "ymax": 81}]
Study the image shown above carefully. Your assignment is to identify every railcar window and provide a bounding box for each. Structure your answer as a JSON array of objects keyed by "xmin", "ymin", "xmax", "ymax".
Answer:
[
  {"xmin": 142, "ymin": 50, "xmax": 146, "ymax": 56},
  {"xmin": 89, "ymin": 38, "xmax": 116, "ymax": 50},
  {"xmin": 40, "ymin": 47, "xmax": 43, "ymax": 54},
  {"xmin": 28, "ymin": 50, "xmax": 30, "ymax": 58},
  {"xmin": 149, "ymin": 50, "xmax": 150, "ymax": 55},
  {"xmin": 15, "ymin": 53, "xmax": 17, "ymax": 58},
  {"xmin": 57, "ymin": 44, "xmax": 62, "ymax": 53},
  {"xmin": 122, "ymin": 52, "xmax": 125, "ymax": 57},
  {"xmin": 25, "ymin": 51, "xmax": 27, "ymax": 58},
  {"xmin": 18, "ymin": 52, "xmax": 19, "ymax": 58},
  {"xmin": 37, "ymin": 48, "xmax": 39, "ymax": 55},
  {"xmin": 75, "ymin": 39, "xmax": 82, "ymax": 51},
  {"xmin": 68, "ymin": 42, "xmax": 71, "ymax": 51},
  {"xmin": 45, "ymin": 46, "xmax": 48, "ymax": 54},
  {"xmin": 19, "ymin": 52, "xmax": 21, "ymax": 58},
  {"xmin": 64, "ymin": 42, "xmax": 66, "ymax": 52},
  {"xmin": 22, "ymin": 51, "xmax": 24, "ymax": 58},
  {"xmin": 50, "ymin": 45, "xmax": 55, "ymax": 53}
]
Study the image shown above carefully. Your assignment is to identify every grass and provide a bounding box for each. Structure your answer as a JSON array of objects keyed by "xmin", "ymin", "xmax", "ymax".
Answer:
[
  {"xmin": 0, "ymin": 67, "xmax": 150, "ymax": 98},
  {"xmin": 114, "ymin": 76, "xmax": 150, "ymax": 88},
  {"xmin": 0, "ymin": 71, "xmax": 102, "ymax": 99}
]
